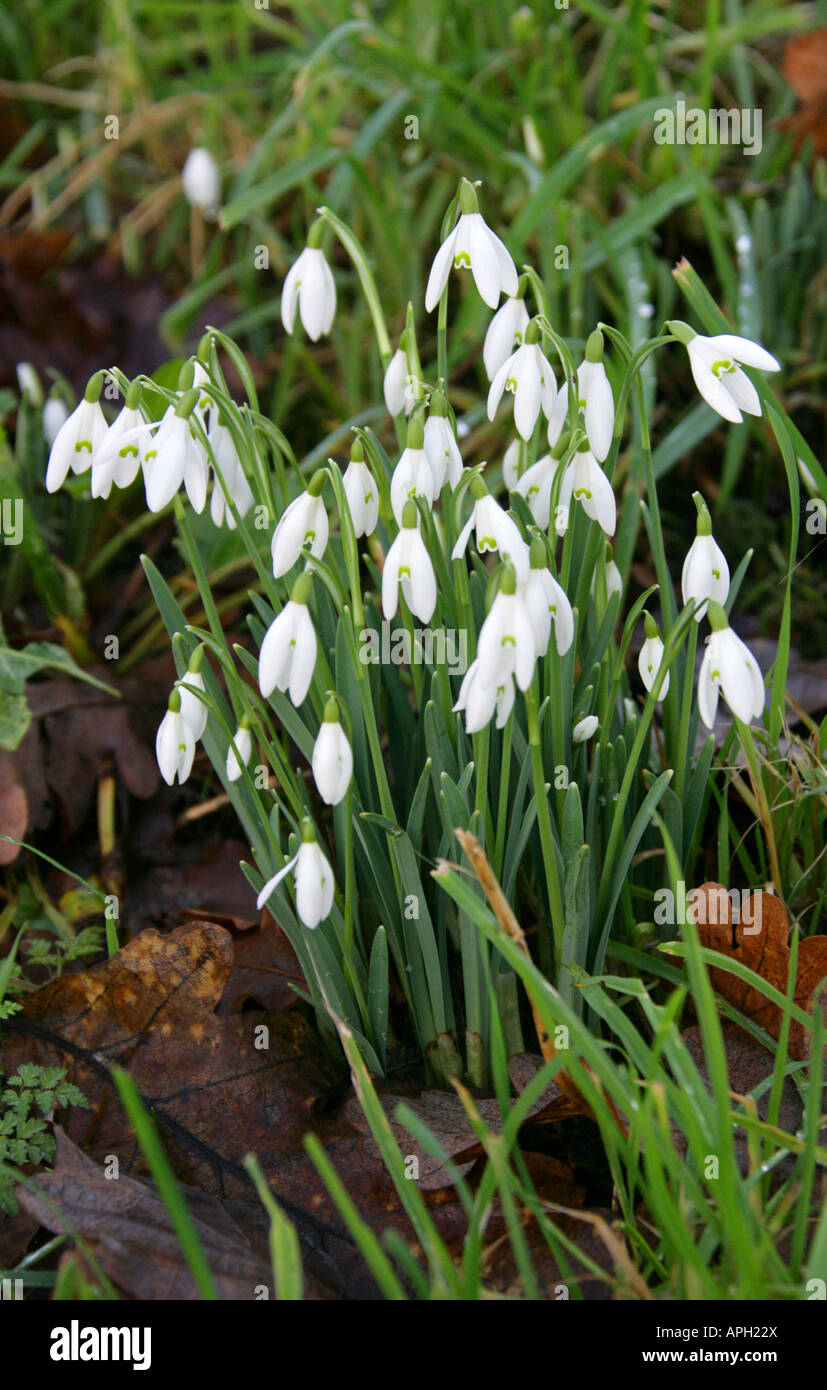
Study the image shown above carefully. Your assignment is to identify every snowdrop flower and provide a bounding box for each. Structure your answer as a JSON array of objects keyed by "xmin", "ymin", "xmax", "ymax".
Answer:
[
  {"xmin": 423, "ymin": 391, "xmax": 463, "ymax": 492},
  {"xmin": 177, "ymin": 648, "xmax": 209, "ymax": 742},
  {"xmin": 271, "ymin": 472, "xmax": 328, "ymax": 578},
  {"xmin": 425, "ymin": 178, "xmax": 518, "ymax": 312},
  {"xmin": 475, "ymin": 563, "xmax": 536, "ymax": 694},
  {"xmin": 45, "ymin": 374, "xmax": 108, "ymax": 493},
  {"xmin": 503, "ymin": 438, "xmax": 522, "ymax": 491},
  {"xmin": 576, "ymin": 329, "xmax": 614, "ymax": 462},
  {"xmin": 522, "ymin": 539, "xmax": 574, "ymax": 658},
  {"xmin": 681, "ymin": 491, "xmax": 730, "ymax": 621},
  {"xmin": 258, "ymin": 573, "xmax": 317, "ymax": 706},
  {"xmin": 312, "ymin": 699, "xmax": 353, "ymax": 805},
  {"xmin": 453, "ymin": 658, "xmax": 514, "ymax": 734},
  {"xmin": 226, "ymin": 717, "xmax": 253, "ymax": 782},
  {"xmin": 573, "ymin": 715, "xmax": 598, "ymax": 744},
  {"xmin": 342, "ymin": 440, "xmax": 379, "ymax": 538},
  {"xmin": 182, "ymin": 147, "xmax": 220, "ymax": 218},
  {"xmin": 143, "ymin": 391, "xmax": 209, "ymax": 513},
  {"xmin": 281, "ymin": 222, "xmax": 336, "ymax": 341},
  {"xmin": 452, "ymin": 476, "xmax": 530, "ymax": 582},
  {"xmin": 382, "ymin": 501, "xmax": 437, "ymax": 624},
  {"xmin": 667, "ymin": 320, "xmax": 780, "ymax": 423},
  {"xmin": 512, "ymin": 436, "xmax": 568, "ymax": 530},
  {"xmin": 638, "ymin": 614, "xmax": 669, "ymax": 700},
  {"xmin": 91, "ymin": 383, "xmax": 152, "ymax": 498},
  {"xmin": 383, "ymin": 339, "xmax": 415, "ymax": 417},
  {"xmin": 390, "ymin": 416, "xmax": 435, "ymax": 525},
  {"xmin": 483, "ymin": 293, "xmax": 529, "ymax": 380},
  {"xmin": 156, "ymin": 690, "xmax": 196, "ymax": 786},
  {"xmin": 256, "ymin": 820, "xmax": 335, "ymax": 929},
  {"xmin": 558, "ymin": 441, "xmax": 616, "ymax": 536},
  {"xmin": 208, "ymin": 417, "xmax": 254, "ymax": 528},
  {"xmin": 43, "ymin": 396, "xmax": 69, "ymax": 448},
  {"xmin": 590, "ymin": 543, "xmax": 623, "ymax": 607},
  {"xmin": 697, "ymin": 601, "xmax": 764, "ymax": 729},
  {"xmin": 487, "ymin": 319, "xmax": 559, "ymax": 441},
  {"xmin": 17, "ymin": 363, "xmax": 42, "ymax": 405}
]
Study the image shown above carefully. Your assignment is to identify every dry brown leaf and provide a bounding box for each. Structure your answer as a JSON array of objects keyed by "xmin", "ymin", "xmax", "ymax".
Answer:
[{"xmin": 688, "ymin": 882, "xmax": 827, "ymax": 1058}]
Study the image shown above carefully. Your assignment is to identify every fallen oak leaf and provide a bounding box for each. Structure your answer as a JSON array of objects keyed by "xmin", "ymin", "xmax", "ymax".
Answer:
[{"xmin": 685, "ymin": 882, "xmax": 827, "ymax": 1059}]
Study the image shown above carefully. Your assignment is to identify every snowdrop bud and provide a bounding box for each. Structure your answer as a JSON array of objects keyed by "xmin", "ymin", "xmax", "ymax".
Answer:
[
  {"xmin": 523, "ymin": 537, "xmax": 574, "ymax": 658},
  {"xmin": 182, "ymin": 147, "xmax": 220, "ymax": 217},
  {"xmin": 271, "ymin": 471, "xmax": 329, "ymax": 578},
  {"xmin": 45, "ymin": 372, "xmax": 108, "ymax": 493},
  {"xmin": 156, "ymin": 688, "xmax": 196, "ymax": 786},
  {"xmin": 666, "ymin": 319, "xmax": 780, "ymax": 423},
  {"xmin": 312, "ymin": 698, "xmax": 353, "ymax": 805},
  {"xmin": 638, "ymin": 613, "xmax": 669, "ymax": 699},
  {"xmin": 577, "ymin": 329, "xmax": 615, "ymax": 462},
  {"xmin": 423, "ymin": 390, "xmax": 463, "ymax": 492},
  {"xmin": 483, "ymin": 294, "xmax": 530, "ymax": 381},
  {"xmin": 178, "ymin": 644, "xmax": 208, "ymax": 741},
  {"xmin": 17, "ymin": 363, "xmax": 42, "ymax": 406},
  {"xmin": 43, "ymin": 396, "xmax": 69, "ymax": 448},
  {"xmin": 572, "ymin": 715, "xmax": 598, "ymax": 743},
  {"xmin": 342, "ymin": 438, "xmax": 379, "ymax": 538},
  {"xmin": 503, "ymin": 438, "xmax": 522, "ymax": 491},
  {"xmin": 226, "ymin": 716, "xmax": 253, "ymax": 782},
  {"xmin": 698, "ymin": 601, "xmax": 765, "ymax": 729},
  {"xmin": 591, "ymin": 543, "xmax": 623, "ymax": 607},
  {"xmin": 258, "ymin": 571, "xmax": 317, "ymax": 706},
  {"xmin": 383, "ymin": 335, "xmax": 413, "ymax": 417},
  {"xmin": 281, "ymin": 221, "xmax": 336, "ymax": 341},
  {"xmin": 390, "ymin": 414, "xmax": 434, "ymax": 525},
  {"xmin": 382, "ymin": 500, "xmax": 437, "ymax": 624},
  {"xmin": 681, "ymin": 491, "xmax": 730, "ymax": 621}
]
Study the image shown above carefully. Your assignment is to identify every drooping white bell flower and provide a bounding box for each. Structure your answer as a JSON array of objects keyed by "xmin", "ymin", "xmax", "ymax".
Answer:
[
  {"xmin": 475, "ymin": 563, "xmax": 536, "ymax": 694},
  {"xmin": 487, "ymin": 320, "xmax": 559, "ymax": 441},
  {"xmin": 383, "ymin": 341, "xmax": 415, "ymax": 417},
  {"xmin": 258, "ymin": 573, "xmax": 317, "ymax": 706},
  {"xmin": 423, "ymin": 392, "xmax": 463, "ymax": 492},
  {"xmin": 572, "ymin": 715, "xmax": 598, "ymax": 744},
  {"xmin": 43, "ymin": 396, "xmax": 69, "ymax": 448},
  {"xmin": 17, "ymin": 362, "xmax": 42, "ymax": 405},
  {"xmin": 667, "ymin": 320, "xmax": 780, "ymax": 423},
  {"xmin": 143, "ymin": 392, "xmax": 209, "ymax": 513},
  {"xmin": 156, "ymin": 690, "xmax": 196, "ymax": 786},
  {"xmin": 177, "ymin": 648, "xmax": 208, "ymax": 741},
  {"xmin": 256, "ymin": 820, "xmax": 335, "ymax": 929},
  {"xmin": 638, "ymin": 614, "xmax": 669, "ymax": 700},
  {"xmin": 271, "ymin": 472, "xmax": 328, "ymax": 578},
  {"xmin": 382, "ymin": 501, "xmax": 437, "ymax": 624},
  {"xmin": 281, "ymin": 223, "xmax": 336, "ymax": 341},
  {"xmin": 483, "ymin": 294, "xmax": 529, "ymax": 380},
  {"xmin": 681, "ymin": 491, "xmax": 730, "ymax": 621},
  {"xmin": 45, "ymin": 375, "xmax": 108, "ymax": 493},
  {"xmin": 557, "ymin": 442, "xmax": 616, "ymax": 536},
  {"xmin": 208, "ymin": 417, "xmax": 254, "ymax": 528},
  {"xmin": 342, "ymin": 442, "xmax": 379, "ymax": 538},
  {"xmin": 311, "ymin": 699, "xmax": 353, "ymax": 806},
  {"xmin": 425, "ymin": 178, "xmax": 518, "ymax": 312},
  {"xmin": 522, "ymin": 540, "xmax": 574, "ymax": 658},
  {"xmin": 226, "ymin": 718, "xmax": 253, "ymax": 782},
  {"xmin": 91, "ymin": 381, "xmax": 153, "ymax": 498},
  {"xmin": 576, "ymin": 329, "xmax": 614, "ymax": 462},
  {"xmin": 513, "ymin": 449, "xmax": 566, "ymax": 530},
  {"xmin": 182, "ymin": 147, "xmax": 220, "ymax": 217},
  {"xmin": 502, "ymin": 438, "xmax": 522, "ymax": 492},
  {"xmin": 590, "ymin": 544, "xmax": 623, "ymax": 607},
  {"xmin": 390, "ymin": 416, "xmax": 435, "ymax": 525},
  {"xmin": 453, "ymin": 658, "xmax": 515, "ymax": 734},
  {"xmin": 452, "ymin": 476, "xmax": 530, "ymax": 583},
  {"xmin": 697, "ymin": 601, "xmax": 765, "ymax": 728}
]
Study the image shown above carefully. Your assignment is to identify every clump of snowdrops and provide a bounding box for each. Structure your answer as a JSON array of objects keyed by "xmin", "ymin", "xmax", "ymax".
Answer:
[{"xmin": 46, "ymin": 176, "xmax": 806, "ymax": 1086}]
